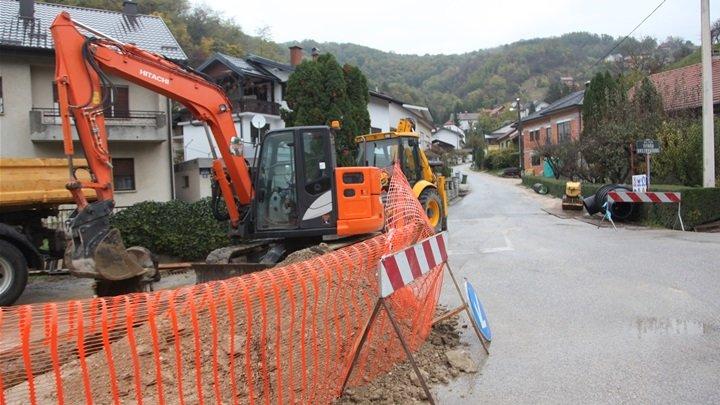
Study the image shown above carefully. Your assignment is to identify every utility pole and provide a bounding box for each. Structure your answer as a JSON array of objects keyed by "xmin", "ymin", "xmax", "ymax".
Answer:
[
  {"xmin": 701, "ymin": 0, "xmax": 716, "ymax": 187},
  {"xmin": 516, "ymin": 97, "xmax": 524, "ymax": 173}
]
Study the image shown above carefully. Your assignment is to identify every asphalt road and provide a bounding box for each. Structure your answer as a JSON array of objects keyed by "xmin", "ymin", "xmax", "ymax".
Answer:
[{"xmin": 435, "ymin": 165, "xmax": 720, "ymax": 404}]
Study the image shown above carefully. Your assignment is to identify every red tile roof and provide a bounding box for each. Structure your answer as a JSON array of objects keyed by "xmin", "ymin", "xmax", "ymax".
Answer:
[{"xmin": 644, "ymin": 58, "xmax": 720, "ymax": 112}]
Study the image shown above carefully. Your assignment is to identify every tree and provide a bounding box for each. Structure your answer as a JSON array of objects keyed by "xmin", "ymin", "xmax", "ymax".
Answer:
[
  {"xmin": 283, "ymin": 54, "xmax": 370, "ymax": 166},
  {"xmin": 546, "ymin": 80, "xmax": 573, "ymax": 103},
  {"xmin": 580, "ymin": 71, "xmax": 666, "ymax": 183}
]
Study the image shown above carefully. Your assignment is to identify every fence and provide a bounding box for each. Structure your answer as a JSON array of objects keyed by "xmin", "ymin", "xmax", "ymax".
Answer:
[{"xmin": 0, "ymin": 163, "xmax": 442, "ymax": 404}]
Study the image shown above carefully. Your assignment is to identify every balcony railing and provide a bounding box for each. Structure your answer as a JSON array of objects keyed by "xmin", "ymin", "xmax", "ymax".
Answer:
[
  {"xmin": 31, "ymin": 108, "xmax": 166, "ymax": 127},
  {"xmin": 233, "ymin": 99, "xmax": 280, "ymax": 116},
  {"xmin": 30, "ymin": 108, "xmax": 167, "ymax": 142}
]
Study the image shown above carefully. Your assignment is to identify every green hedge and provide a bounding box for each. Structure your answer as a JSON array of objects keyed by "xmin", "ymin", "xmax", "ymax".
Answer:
[
  {"xmin": 485, "ymin": 149, "xmax": 519, "ymax": 170},
  {"xmin": 110, "ymin": 199, "xmax": 230, "ymax": 260},
  {"xmin": 521, "ymin": 175, "xmax": 720, "ymax": 230}
]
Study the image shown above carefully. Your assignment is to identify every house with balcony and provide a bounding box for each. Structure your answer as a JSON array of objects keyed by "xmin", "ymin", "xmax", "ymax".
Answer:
[
  {"xmin": 177, "ymin": 52, "xmax": 293, "ymax": 163},
  {"xmin": 0, "ymin": 0, "xmax": 186, "ymax": 206}
]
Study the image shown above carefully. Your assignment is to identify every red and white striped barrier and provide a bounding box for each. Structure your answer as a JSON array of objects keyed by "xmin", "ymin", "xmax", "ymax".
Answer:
[
  {"xmin": 379, "ymin": 231, "xmax": 448, "ymax": 298},
  {"xmin": 605, "ymin": 190, "xmax": 684, "ymax": 231},
  {"xmin": 607, "ymin": 191, "xmax": 681, "ymax": 203}
]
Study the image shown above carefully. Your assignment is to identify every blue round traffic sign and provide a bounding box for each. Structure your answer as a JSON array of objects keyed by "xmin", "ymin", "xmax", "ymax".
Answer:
[{"xmin": 465, "ymin": 280, "xmax": 491, "ymax": 341}]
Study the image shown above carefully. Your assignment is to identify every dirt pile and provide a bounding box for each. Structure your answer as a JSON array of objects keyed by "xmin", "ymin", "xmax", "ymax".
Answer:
[{"xmin": 336, "ymin": 311, "xmax": 480, "ymax": 404}]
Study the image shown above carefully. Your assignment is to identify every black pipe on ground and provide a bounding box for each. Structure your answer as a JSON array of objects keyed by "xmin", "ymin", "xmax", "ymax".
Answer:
[{"xmin": 583, "ymin": 184, "xmax": 633, "ymax": 219}]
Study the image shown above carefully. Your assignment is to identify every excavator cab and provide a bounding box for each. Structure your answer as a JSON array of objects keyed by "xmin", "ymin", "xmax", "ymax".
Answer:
[{"xmin": 252, "ymin": 126, "xmax": 383, "ymax": 238}]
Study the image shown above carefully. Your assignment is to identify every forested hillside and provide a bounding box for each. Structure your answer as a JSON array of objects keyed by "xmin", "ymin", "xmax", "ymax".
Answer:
[{"xmin": 46, "ymin": 0, "xmax": 696, "ymax": 123}]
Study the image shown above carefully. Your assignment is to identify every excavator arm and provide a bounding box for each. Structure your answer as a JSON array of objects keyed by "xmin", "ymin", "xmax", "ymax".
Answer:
[{"xmin": 51, "ymin": 12, "xmax": 253, "ymax": 282}]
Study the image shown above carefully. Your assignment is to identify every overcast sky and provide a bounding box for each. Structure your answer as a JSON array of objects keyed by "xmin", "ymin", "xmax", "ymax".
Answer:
[{"xmin": 196, "ymin": 0, "xmax": 719, "ymax": 55}]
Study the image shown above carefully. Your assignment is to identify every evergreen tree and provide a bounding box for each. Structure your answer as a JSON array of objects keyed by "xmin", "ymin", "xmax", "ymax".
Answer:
[{"xmin": 283, "ymin": 54, "xmax": 371, "ymax": 166}]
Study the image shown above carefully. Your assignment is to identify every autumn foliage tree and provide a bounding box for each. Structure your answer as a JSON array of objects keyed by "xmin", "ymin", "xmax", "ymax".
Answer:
[{"xmin": 283, "ymin": 54, "xmax": 370, "ymax": 166}]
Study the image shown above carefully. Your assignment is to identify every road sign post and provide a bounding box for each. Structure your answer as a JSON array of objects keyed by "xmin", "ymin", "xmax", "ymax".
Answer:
[{"xmin": 636, "ymin": 139, "xmax": 660, "ymax": 189}]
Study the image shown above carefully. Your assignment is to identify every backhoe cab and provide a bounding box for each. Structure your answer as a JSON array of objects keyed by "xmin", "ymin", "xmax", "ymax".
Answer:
[{"xmin": 355, "ymin": 119, "xmax": 448, "ymax": 233}]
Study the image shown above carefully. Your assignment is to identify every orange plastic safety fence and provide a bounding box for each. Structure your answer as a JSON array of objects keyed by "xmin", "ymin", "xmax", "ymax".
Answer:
[{"xmin": 0, "ymin": 164, "xmax": 443, "ymax": 404}]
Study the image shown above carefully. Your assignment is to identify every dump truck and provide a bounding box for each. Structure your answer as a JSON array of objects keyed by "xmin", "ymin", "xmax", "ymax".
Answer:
[
  {"xmin": 355, "ymin": 119, "xmax": 448, "ymax": 232},
  {"xmin": 0, "ymin": 158, "xmax": 97, "ymax": 305}
]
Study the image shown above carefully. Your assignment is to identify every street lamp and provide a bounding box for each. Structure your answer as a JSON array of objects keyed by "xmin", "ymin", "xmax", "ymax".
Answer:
[{"xmin": 513, "ymin": 97, "xmax": 524, "ymax": 173}]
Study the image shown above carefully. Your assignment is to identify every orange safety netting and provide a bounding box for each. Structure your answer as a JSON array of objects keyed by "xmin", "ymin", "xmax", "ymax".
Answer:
[{"xmin": 0, "ymin": 164, "xmax": 443, "ymax": 404}]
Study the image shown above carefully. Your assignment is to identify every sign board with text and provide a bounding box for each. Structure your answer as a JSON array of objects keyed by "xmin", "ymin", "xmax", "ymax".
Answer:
[
  {"xmin": 636, "ymin": 139, "xmax": 660, "ymax": 154},
  {"xmin": 632, "ymin": 175, "xmax": 648, "ymax": 192}
]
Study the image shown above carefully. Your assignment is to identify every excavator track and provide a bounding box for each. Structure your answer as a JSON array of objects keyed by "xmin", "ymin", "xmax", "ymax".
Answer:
[{"xmin": 193, "ymin": 233, "xmax": 380, "ymax": 284}]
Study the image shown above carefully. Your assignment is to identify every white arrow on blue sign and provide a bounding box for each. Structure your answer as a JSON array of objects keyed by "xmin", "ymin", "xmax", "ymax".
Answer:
[{"xmin": 464, "ymin": 280, "xmax": 492, "ymax": 342}]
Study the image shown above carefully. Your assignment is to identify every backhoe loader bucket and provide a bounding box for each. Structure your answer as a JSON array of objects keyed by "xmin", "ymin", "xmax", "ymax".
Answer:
[{"xmin": 65, "ymin": 201, "xmax": 149, "ymax": 281}]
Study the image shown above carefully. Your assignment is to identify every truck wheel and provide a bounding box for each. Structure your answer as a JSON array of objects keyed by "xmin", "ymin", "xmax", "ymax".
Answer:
[
  {"xmin": 419, "ymin": 188, "xmax": 444, "ymax": 234},
  {"xmin": 0, "ymin": 240, "xmax": 29, "ymax": 306}
]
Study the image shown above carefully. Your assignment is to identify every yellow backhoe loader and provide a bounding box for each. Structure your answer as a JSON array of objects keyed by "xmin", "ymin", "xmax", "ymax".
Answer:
[{"xmin": 355, "ymin": 119, "xmax": 448, "ymax": 233}]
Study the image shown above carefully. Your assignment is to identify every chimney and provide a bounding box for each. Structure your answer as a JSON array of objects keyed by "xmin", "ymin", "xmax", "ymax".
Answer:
[
  {"xmin": 123, "ymin": 0, "xmax": 138, "ymax": 16},
  {"xmin": 311, "ymin": 47, "xmax": 320, "ymax": 61},
  {"xmin": 19, "ymin": 0, "xmax": 34, "ymax": 19},
  {"xmin": 289, "ymin": 45, "xmax": 304, "ymax": 67}
]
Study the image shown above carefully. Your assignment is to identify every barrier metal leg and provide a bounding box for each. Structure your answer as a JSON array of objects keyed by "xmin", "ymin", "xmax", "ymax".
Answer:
[
  {"xmin": 380, "ymin": 299, "xmax": 436, "ymax": 405},
  {"xmin": 340, "ymin": 299, "xmax": 436, "ymax": 404},
  {"xmin": 443, "ymin": 262, "xmax": 490, "ymax": 355},
  {"xmin": 340, "ymin": 300, "xmax": 381, "ymax": 395},
  {"xmin": 678, "ymin": 202, "xmax": 685, "ymax": 232}
]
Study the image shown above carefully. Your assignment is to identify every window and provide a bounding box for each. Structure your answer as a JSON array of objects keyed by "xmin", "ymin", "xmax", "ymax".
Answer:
[
  {"xmin": 531, "ymin": 152, "xmax": 541, "ymax": 166},
  {"xmin": 528, "ymin": 129, "xmax": 540, "ymax": 143},
  {"xmin": 557, "ymin": 121, "xmax": 571, "ymax": 143},
  {"xmin": 112, "ymin": 158, "xmax": 135, "ymax": 191},
  {"xmin": 302, "ymin": 130, "xmax": 331, "ymax": 195},
  {"xmin": 0, "ymin": 77, "xmax": 4, "ymax": 114},
  {"xmin": 103, "ymin": 86, "xmax": 129, "ymax": 118},
  {"xmin": 545, "ymin": 127, "xmax": 552, "ymax": 145},
  {"xmin": 182, "ymin": 176, "xmax": 190, "ymax": 188}
]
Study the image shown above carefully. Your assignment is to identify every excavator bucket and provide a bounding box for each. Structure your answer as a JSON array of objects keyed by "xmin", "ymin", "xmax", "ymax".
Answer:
[{"xmin": 65, "ymin": 201, "xmax": 149, "ymax": 281}]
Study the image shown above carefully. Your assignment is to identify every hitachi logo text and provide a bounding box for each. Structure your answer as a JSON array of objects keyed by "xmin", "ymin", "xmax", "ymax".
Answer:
[{"xmin": 139, "ymin": 69, "xmax": 170, "ymax": 85}]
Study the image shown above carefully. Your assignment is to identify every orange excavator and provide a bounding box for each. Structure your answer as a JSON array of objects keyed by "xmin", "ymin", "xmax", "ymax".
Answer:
[{"xmin": 50, "ymin": 12, "xmax": 384, "ymax": 294}]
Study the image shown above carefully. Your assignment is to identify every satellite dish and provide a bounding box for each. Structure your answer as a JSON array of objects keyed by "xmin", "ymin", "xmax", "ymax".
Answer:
[{"xmin": 251, "ymin": 114, "xmax": 267, "ymax": 129}]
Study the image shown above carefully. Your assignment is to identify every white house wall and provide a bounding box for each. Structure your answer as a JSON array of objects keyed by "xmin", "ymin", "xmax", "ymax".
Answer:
[
  {"xmin": 368, "ymin": 97, "xmax": 390, "ymax": 132},
  {"xmin": 433, "ymin": 128, "xmax": 463, "ymax": 149}
]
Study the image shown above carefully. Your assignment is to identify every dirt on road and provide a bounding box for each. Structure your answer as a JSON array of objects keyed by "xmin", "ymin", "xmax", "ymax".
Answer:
[{"xmin": 336, "ymin": 311, "xmax": 482, "ymax": 404}]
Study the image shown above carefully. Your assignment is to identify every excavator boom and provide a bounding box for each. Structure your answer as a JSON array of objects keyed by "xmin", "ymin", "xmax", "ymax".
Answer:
[{"xmin": 50, "ymin": 12, "xmax": 256, "ymax": 283}]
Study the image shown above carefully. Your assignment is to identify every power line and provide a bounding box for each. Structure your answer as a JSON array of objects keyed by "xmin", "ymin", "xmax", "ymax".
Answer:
[{"xmin": 589, "ymin": 0, "xmax": 667, "ymax": 70}]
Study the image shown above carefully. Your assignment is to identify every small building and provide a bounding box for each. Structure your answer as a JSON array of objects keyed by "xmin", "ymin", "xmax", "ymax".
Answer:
[
  {"xmin": 0, "ymin": 0, "xmax": 186, "ymax": 206},
  {"xmin": 369, "ymin": 90, "xmax": 435, "ymax": 149},
  {"xmin": 485, "ymin": 123, "xmax": 517, "ymax": 151},
  {"xmin": 456, "ymin": 112, "xmax": 480, "ymax": 132},
  {"xmin": 174, "ymin": 158, "xmax": 213, "ymax": 202},
  {"xmin": 432, "ymin": 123, "xmax": 465, "ymax": 150},
  {"xmin": 520, "ymin": 90, "xmax": 584, "ymax": 175}
]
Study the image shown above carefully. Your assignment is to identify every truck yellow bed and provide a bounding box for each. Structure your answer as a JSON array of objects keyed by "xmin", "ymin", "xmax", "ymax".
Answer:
[{"xmin": 0, "ymin": 158, "xmax": 95, "ymax": 210}]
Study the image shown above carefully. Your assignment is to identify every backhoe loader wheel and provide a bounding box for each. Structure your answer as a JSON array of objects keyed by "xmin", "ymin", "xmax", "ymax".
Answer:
[{"xmin": 419, "ymin": 188, "xmax": 444, "ymax": 234}]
